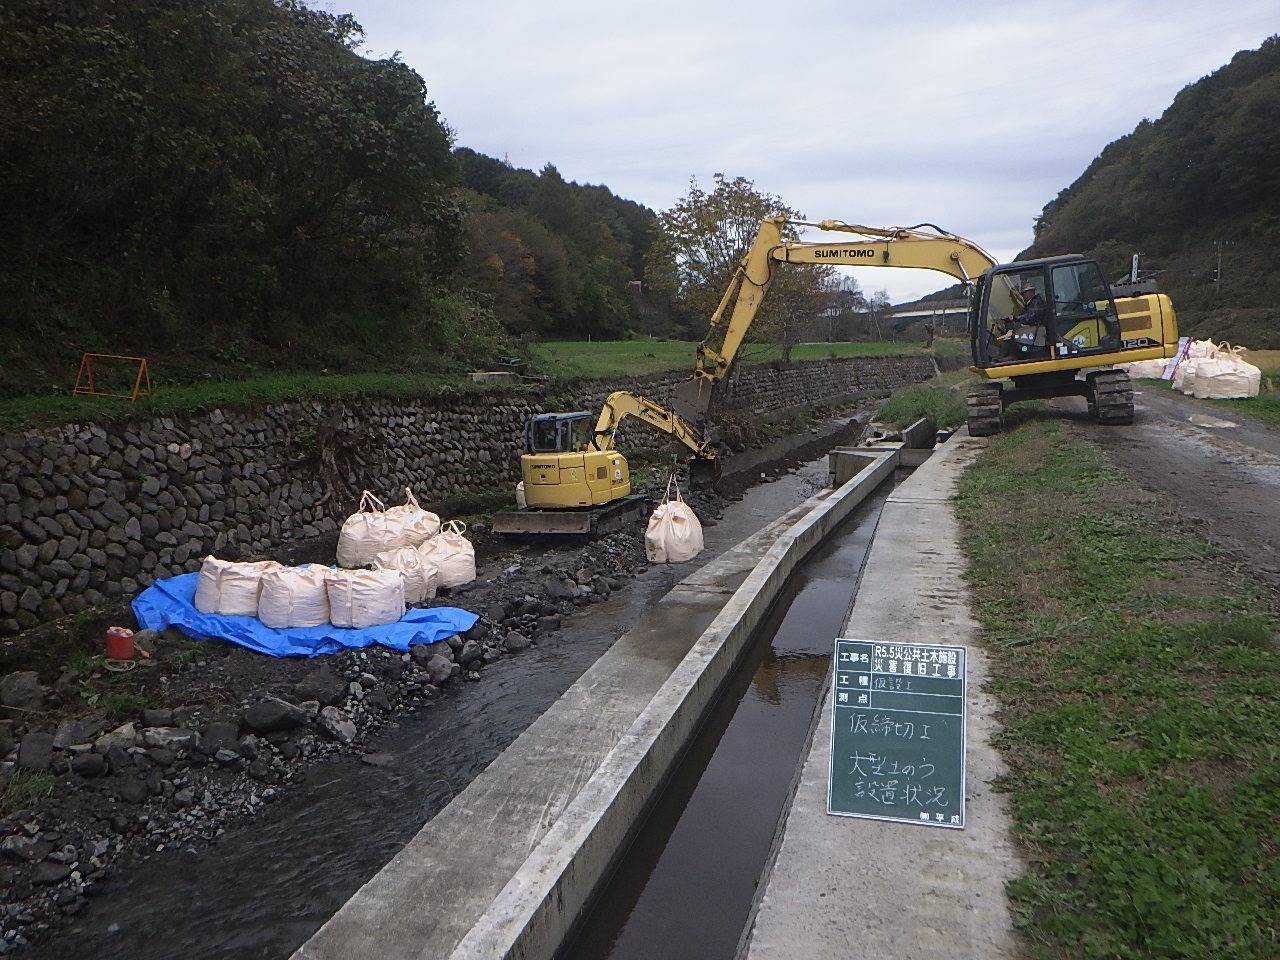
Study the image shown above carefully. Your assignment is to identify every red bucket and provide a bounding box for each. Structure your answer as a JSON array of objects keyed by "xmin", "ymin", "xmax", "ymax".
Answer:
[{"xmin": 105, "ymin": 626, "xmax": 135, "ymax": 660}]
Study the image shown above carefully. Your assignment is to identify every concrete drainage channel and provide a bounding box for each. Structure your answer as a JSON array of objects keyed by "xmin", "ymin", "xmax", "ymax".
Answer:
[
  {"xmin": 561, "ymin": 484, "xmax": 892, "ymax": 960},
  {"xmin": 294, "ymin": 444, "xmax": 911, "ymax": 960}
]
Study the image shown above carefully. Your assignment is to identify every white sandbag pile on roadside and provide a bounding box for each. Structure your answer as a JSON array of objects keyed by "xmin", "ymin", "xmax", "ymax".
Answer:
[
  {"xmin": 258, "ymin": 566, "xmax": 330, "ymax": 628},
  {"xmin": 374, "ymin": 547, "xmax": 439, "ymax": 604},
  {"xmin": 325, "ymin": 568, "xmax": 405, "ymax": 629},
  {"xmin": 420, "ymin": 520, "xmax": 476, "ymax": 588},
  {"xmin": 385, "ymin": 487, "xmax": 441, "ymax": 546},
  {"xmin": 1189, "ymin": 345, "xmax": 1261, "ymax": 399},
  {"xmin": 194, "ymin": 558, "xmax": 282, "ymax": 616},
  {"xmin": 336, "ymin": 492, "xmax": 399, "ymax": 567},
  {"xmin": 645, "ymin": 479, "xmax": 703, "ymax": 564}
]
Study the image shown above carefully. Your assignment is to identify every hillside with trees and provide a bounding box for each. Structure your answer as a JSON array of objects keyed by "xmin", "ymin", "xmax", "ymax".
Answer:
[
  {"xmin": 454, "ymin": 149, "xmax": 666, "ymax": 341},
  {"xmin": 1023, "ymin": 35, "xmax": 1280, "ymax": 347},
  {"xmin": 0, "ymin": 0, "xmax": 669, "ymax": 399}
]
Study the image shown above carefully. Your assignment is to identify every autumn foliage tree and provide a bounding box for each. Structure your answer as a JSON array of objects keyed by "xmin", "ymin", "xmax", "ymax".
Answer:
[{"xmin": 646, "ymin": 174, "xmax": 834, "ymax": 359}]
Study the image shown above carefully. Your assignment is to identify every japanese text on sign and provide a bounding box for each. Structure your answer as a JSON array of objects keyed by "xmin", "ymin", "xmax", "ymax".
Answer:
[{"xmin": 827, "ymin": 639, "xmax": 967, "ymax": 828}]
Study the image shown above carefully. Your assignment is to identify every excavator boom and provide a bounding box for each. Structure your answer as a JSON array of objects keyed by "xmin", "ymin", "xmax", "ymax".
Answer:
[
  {"xmin": 592, "ymin": 390, "xmax": 715, "ymax": 460},
  {"xmin": 693, "ymin": 217, "xmax": 997, "ymax": 391}
]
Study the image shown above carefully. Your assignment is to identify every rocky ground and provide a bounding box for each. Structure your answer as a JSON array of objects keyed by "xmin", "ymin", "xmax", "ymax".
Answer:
[
  {"xmin": 0, "ymin": 399, "xmax": 871, "ymax": 955},
  {"xmin": 0, "ymin": 460, "xmax": 779, "ymax": 954}
]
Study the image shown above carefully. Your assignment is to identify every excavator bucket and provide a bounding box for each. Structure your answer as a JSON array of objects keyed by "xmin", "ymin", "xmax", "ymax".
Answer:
[
  {"xmin": 670, "ymin": 377, "xmax": 714, "ymax": 426},
  {"xmin": 688, "ymin": 457, "xmax": 721, "ymax": 489}
]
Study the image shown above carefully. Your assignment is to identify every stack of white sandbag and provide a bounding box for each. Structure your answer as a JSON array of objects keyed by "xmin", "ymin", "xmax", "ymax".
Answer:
[
  {"xmin": 194, "ymin": 559, "xmax": 282, "ymax": 616},
  {"xmin": 336, "ymin": 489, "xmax": 441, "ymax": 567},
  {"xmin": 195, "ymin": 555, "xmax": 405, "ymax": 629},
  {"xmin": 1171, "ymin": 341, "xmax": 1261, "ymax": 399},
  {"xmin": 645, "ymin": 478, "xmax": 703, "ymax": 564}
]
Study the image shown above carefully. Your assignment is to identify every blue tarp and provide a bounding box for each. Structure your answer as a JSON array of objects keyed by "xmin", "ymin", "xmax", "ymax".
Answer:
[{"xmin": 132, "ymin": 572, "xmax": 478, "ymax": 658}]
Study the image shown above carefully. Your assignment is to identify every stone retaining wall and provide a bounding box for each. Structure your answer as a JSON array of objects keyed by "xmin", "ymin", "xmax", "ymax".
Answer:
[{"xmin": 0, "ymin": 356, "xmax": 933, "ymax": 633}]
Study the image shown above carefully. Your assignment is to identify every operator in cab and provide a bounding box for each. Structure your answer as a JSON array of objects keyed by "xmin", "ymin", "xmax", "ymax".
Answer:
[{"xmin": 994, "ymin": 283, "xmax": 1050, "ymax": 359}]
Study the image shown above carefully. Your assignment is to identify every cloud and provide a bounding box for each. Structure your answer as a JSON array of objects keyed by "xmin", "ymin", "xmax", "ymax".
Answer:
[{"xmin": 328, "ymin": 0, "xmax": 1277, "ymax": 301}]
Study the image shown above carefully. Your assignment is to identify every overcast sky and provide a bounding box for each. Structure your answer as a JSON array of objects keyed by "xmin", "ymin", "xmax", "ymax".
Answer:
[{"xmin": 329, "ymin": 0, "xmax": 1277, "ymax": 302}]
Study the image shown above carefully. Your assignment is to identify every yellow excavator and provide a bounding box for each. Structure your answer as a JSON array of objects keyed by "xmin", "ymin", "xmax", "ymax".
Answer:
[
  {"xmin": 491, "ymin": 390, "xmax": 714, "ymax": 535},
  {"xmin": 676, "ymin": 217, "xmax": 1179, "ymax": 435},
  {"xmin": 495, "ymin": 216, "xmax": 1179, "ymax": 534}
]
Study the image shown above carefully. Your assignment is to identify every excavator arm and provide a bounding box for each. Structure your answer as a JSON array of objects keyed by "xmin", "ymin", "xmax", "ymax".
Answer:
[
  {"xmin": 694, "ymin": 217, "xmax": 998, "ymax": 389},
  {"xmin": 591, "ymin": 390, "xmax": 715, "ymax": 460}
]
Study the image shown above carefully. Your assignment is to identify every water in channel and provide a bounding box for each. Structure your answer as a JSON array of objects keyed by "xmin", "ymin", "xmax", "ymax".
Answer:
[
  {"xmin": 41, "ymin": 458, "xmax": 835, "ymax": 960},
  {"xmin": 560, "ymin": 484, "xmax": 892, "ymax": 960}
]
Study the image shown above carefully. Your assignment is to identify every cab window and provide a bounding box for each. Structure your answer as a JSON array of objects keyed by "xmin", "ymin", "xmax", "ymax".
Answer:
[
  {"xmin": 984, "ymin": 269, "xmax": 1045, "ymax": 328},
  {"xmin": 529, "ymin": 419, "xmax": 562, "ymax": 452},
  {"xmin": 1051, "ymin": 261, "xmax": 1110, "ymax": 317},
  {"xmin": 569, "ymin": 417, "xmax": 593, "ymax": 450}
]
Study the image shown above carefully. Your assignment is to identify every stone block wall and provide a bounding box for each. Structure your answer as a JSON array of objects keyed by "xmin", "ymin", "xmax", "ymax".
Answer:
[{"xmin": 0, "ymin": 356, "xmax": 933, "ymax": 633}]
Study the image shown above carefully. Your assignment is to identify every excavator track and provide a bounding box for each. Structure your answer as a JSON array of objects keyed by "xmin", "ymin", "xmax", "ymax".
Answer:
[
  {"xmin": 1090, "ymin": 370, "xmax": 1135, "ymax": 425},
  {"xmin": 492, "ymin": 494, "xmax": 651, "ymax": 539},
  {"xmin": 966, "ymin": 383, "xmax": 1004, "ymax": 437}
]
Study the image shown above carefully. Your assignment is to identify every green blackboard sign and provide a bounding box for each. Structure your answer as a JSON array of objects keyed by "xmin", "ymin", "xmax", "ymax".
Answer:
[{"xmin": 827, "ymin": 639, "xmax": 967, "ymax": 829}]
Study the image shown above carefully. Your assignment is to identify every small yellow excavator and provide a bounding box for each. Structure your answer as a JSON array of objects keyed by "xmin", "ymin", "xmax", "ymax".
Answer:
[{"xmin": 490, "ymin": 391, "xmax": 714, "ymax": 536}]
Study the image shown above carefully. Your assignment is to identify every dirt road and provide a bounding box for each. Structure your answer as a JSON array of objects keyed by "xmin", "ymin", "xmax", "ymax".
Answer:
[{"xmin": 1051, "ymin": 385, "xmax": 1280, "ymax": 591}]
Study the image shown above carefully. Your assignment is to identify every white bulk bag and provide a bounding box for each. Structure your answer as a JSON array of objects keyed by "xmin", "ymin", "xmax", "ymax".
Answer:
[
  {"xmin": 194, "ymin": 557, "xmax": 282, "ymax": 616},
  {"xmin": 1120, "ymin": 359, "xmax": 1167, "ymax": 380},
  {"xmin": 373, "ymin": 546, "xmax": 439, "ymax": 605},
  {"xmin": 336, "ymin": 491, "xmax": 399, "ymax": 568},
  {"xmin": 645, "ymin": 479, "xmax": 704, "ymax": 564},
  {"xmin": 384, "ymin": 487, "xmax": 441, "ymax": 548},
  {"xmin": 325, "ymin": 568, "xmax": 405, "ymax": 629},
  {"xmin": 1187, "ymin": 339, "xmax": 1220, "ymax": 360},
  {"xmin": 1190, "ymin": 347, "xmax": 1261, "ymax": 399},
  {"xmin": 515, "ymin": 481, "xmax": 527, "ymax": 510},
  {"xmin": 419, "ymin": 520, "xmax": 476, "ymax": 588},
  {"xmin": 258, "ymin": 566, "xmax": 330, "ymax": 628}
]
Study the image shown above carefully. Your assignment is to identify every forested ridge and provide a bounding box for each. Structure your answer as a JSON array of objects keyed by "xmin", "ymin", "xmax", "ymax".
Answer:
[
  {"xmin": 0, "ymin": 0, "xmax": 671, "ymax": 399},
  {"xmin": 1023, "ymin": 35, "xmax": 1280, "ymax": 346}
]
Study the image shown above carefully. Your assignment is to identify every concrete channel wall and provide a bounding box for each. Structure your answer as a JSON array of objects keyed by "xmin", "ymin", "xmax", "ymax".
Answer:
[
  {"xmin": 294, "ymin": 448, "xmax": 897, "ymax": 960},
  {"xmin": 740, "ymin": 430, "xmax": 1023, "ymax": 960},
  {"xmin": 0, "ymin": 356, "xmax": 932, "ymax": 634}
]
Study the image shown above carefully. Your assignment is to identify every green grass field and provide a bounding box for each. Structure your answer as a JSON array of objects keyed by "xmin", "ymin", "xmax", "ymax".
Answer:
[
  {"xmin": 0, "ymin": 372, "xmax": 484, "ymax": 433},
  {"xmin": 1, "ymin": 339, "xmax": 947, "ymax": 432},
  {"xmin": 527, "ymin": 338, "xmax": 930, "ymax": 379},
  {"xmin": 956, "ymin": 422, "xmax": 1280, "ymax": 959}
]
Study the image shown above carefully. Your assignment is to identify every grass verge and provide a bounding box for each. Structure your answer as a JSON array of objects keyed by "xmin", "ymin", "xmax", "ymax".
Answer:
[
  {"xmin": 874, "ymin": 369, "xmax": 973, "ymax": 429},
  {"xmin": 0, "ymin": 371, "xmax": 490, "ymax": 433},
  {"xmin": 955, "ymin": 421, "xmax": 1279, "ymax": 960}
]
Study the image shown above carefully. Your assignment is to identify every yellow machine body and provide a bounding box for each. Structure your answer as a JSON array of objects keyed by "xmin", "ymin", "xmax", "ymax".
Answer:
[
  {"xmin": 522, "ymin": 449, "xmax": 630, "ymax": 509},
  {"xmin": 976, "ymin": 291, "xmax": 1179, "ymax": 380}
]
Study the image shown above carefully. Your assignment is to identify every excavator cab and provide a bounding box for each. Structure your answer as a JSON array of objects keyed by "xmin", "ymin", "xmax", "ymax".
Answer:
[
  {"xmin": 520, "ymin": 411, "xmax": 630, "ymax": 510},
  {"xmin": 970, "ymin": 256, "xmax": 1123, "ymax": 368},
  {"xmin": 525, "ymin": 412, "xmax": 594, "ymax": 454}
]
